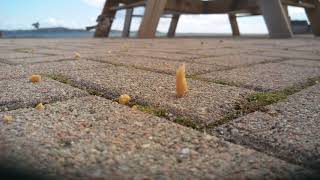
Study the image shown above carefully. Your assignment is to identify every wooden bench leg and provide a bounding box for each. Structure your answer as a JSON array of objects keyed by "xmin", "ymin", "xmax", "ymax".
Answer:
[
  {"xmin": 259, "ymin": 0, "xmax": 293, "ymax": 38},
  {"xmin": 305, "ymin": 0, "xmax": 320, "ymax": 36},
  {"xmin": 283, "ymin": 5, "xmax": 291, "ymax": 22},
  {"xmin": 94, "ymin": 0, "xmax": 118, "ymax": 38},
  {"xmin": 122, "ymin": 8, "xmax": 134, "ymax": 38},
  {"xmin": 168, "ymin": 14, "xmax": 180, "ymax": 37},
  {"xmin": 229, "ymin": 14, "xmax": 240, "ymax": 36},
  {"xmin": 138, "ymin": 0, "xmax": 167, "ymax": 38}
]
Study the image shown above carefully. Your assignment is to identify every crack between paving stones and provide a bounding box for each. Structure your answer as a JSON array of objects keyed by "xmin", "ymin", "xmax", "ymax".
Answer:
[
  {"xmin": 44, "ymin": 73, "xmax": 320, "ymax": 171},
  {"xmin": 203, "ymin": 76, "xmax": 320, "ymax": 130},
  {"xmin": 85, "ymin": 57, "xmax": 289, "ymax": 91},
  {"xmin": 46, "ymin": 73, "xmax": 320, "ymax": 135}
]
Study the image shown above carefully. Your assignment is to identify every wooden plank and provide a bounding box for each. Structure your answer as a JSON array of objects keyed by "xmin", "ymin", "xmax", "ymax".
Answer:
[
  {"xmin": 109, "ymin": 1, "xmax": 146, "ymax": 11},
  {"xmin": 167, "ymin": 14, "xmax": 180, "ymax": 37},
  {"xmin": 138, "ymin": 0, "xmax": 167, "ymax": 38},
  {"xmin": 165, "ymin": 0, "xmax": 259, "ymax": 14},
  {"xmin": 94, "ymin": 0, "xmax": 119, "ymax": 37},
  {"xmin": 259, "ymin": 0, "xmax": 293, "ymax": 38},
  {"xmin": 229, "ymin": 14, "xmax": 240, "ymax": 36},
  {"xmin": 122, "ymin": 8, "xmax": 134, "ymax": 37},
  {"xmin": 282, "ymin": 0, "xmax": 316, "ymax": 8},
  {"xmin": 305, "ymin": 0, "xmax": 320, "ymax": 36}
]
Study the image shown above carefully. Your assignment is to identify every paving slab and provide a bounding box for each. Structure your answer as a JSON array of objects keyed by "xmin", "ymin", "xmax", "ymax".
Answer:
[
  {"xmin": 0, "ymin": 96, "xmax": 313, "ymax": 179},
  {"xmin": 176, "ymin": 48, "xmax": 252, "ymax": 57},
  {"xmin": 87, "ymin": 55, "xmax": 227, "ymax": 75},
  {"xmin": 0, "ymin": 78, "xmax": 88, "ymax": 111},
  {"xmin": 280, "ymin": 59, "xmax": 320, "ymax": 68},
  {"xmin": 0, "ymin": 60, "xmax": 109, "ymax": 80},
  {"xmin": 249, "ymin": 49, "xmax": 320, "ymax": 60},
  {"xmin": 0, "ymin": 62, "xmax": 10, "ymax": 67},
  {"xmin": 190, "ymin": 54, "xmax": 281, "ymax": 67},
  {"xmin": 0, "ymin": 52, "xmax": 46, "ymax": 60},
  {"xmin": 119, "ymin": 50, "xmax": 205, "ymax": 61},
  {"xmin": 53, "ymin": 64, "xmax": 253, "ymax": 126},
  {"xmin": 1, "ymin": 55, "xmax": 80, "ymax": 65},
  {"xmin": 292, "ymin": 46, "xmax": 320, "ymax": 54},
  {"xmin": 215, "ymin": 84, "xmax": 320, "ymax": 169},
  {"xmin": 200, "ymin": 62, "xmax": 320, "ymax": 91}
]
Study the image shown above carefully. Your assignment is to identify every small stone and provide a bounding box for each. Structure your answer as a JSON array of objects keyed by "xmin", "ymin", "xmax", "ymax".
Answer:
[
  {"xmin": 131, "ymin": 105, "xmax": 138, "ymax": 110},
  {"xmin": 35, "ymin": 103, "xmax": 45, "ymax": 110},
  {"xmin": 231, "ymin": 129, "xmax": 239, "ymax": 136},
  {"xmin": 3, "ymin": 115, "xmax": 13, "ymax": 123},
  {"xmin": 119, "ymin": 94, "xmax": 131, "ymax": 105},
  {"xmin": 141, "ymin": 144, "xmax": 151, "ymax": 148},
  {"xmin": 29, "ymin": 75, "xmax": 42, "ymax": 83},
  {"xmin": 181, "ymin": 148, "xmax": 190, "ymax": 155},
  {"xmin": 204, "ymin": 134, "xmax": 213, "ymax": 140}
]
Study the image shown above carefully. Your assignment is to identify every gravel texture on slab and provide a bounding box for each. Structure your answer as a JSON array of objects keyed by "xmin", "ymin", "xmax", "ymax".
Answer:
[
  {"xmin": 0, "ymin": 78, "xmax": 88, "ymax": 111},
  {"xmin": 54, "ymin": 65, "xmax": 253, "ymax": 126},
  {"xmin": 0, "ymin": 60, "xmax": 109, "ymax": 80},
  {"xmin": 119, "ymin": 50, "xmax": 205, "ymax": 61},
  {"xmin": 87, "ymin": 55, "xmax": 227, "ymax": 75},
  {"xmin": 1, "ymin": 55, "xmax": 79, "ymax": 65},
  {"xmin": 280, "ymin": 59, "xmax": 320, "ymax": 68},
  {"xmin": 190, "ymin": 55, "xmax": 281, "ymax": 67},
  {"xmin": 176, "ymin": 48, "xmax": 253, "ymax": 57},
  {"xmin": 0, "ymin": 52, "xmax": 46, "ymax": 60},
  {"xmin": 249, "ymin": 49, "xmax": 320, "ymax": 60},
  {"xmin": 200, "ymin": 62, "xmax": 320, "ymax": 91},
  {"xmin": 0, "ymin": 62, "xmax": 11, "ymax": 67},
  {"xmin": 0, "ymin": 96, "xmax": 314, "ymax": 179},
  {"xmin": 215, "ymin": 84, "xmax": 320, "ymax": 169}
]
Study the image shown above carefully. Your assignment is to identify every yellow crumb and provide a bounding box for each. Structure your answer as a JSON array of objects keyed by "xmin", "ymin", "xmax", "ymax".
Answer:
[
  {"xmin": 131, "ymin": 105, "xmax": 138, "ymax": 110},
  {"xmin": 35, "ymin": 103, "xmax": 45, "ymax": 110},
  {"xmin": 3, "ymin": 115, "xmax": 13, "ymax": 123},
  {"xmin": 176, "ymin": 64, "xmax": 188, "ymax": 98},
  {"xmin": 74, "ymin": 52, "xmax": 81, "ymax": 59},
  {"xmin": 29, "ymin": 75, "xmax": 42, "ymax": 83},
  {"xmin": 119, "ymin": 94, "xmax": 131, "ymax": 105}
]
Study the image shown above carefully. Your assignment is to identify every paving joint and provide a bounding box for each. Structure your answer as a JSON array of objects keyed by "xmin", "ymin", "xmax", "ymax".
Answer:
[
  {"xmin": 203, "ymin": 76, "xmax": 320, "ymax": 130},
  {"xmin": 46, "ymin": 73, "xmax": 209, "ymax": 131}
]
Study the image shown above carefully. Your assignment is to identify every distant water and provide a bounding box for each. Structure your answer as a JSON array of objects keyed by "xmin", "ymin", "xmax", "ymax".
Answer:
[
  {"xmin": 1, "ymin": 29, "xmax": 261, "ymax": 39},
  {"xmin": 2, "ymin": 31, "xmax": 97, "ymax": 38}
]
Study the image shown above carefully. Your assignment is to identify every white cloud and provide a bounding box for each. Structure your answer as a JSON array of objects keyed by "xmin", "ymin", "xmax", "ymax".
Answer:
[{"xmin": 82, "ymin": 0, "xmax": 105, "ymax": 7}]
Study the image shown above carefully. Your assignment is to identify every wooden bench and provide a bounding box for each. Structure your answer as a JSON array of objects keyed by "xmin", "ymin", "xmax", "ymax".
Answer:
[{"xmin": 94, "ymin": 0, "xmax": 320, "ymax": 38}]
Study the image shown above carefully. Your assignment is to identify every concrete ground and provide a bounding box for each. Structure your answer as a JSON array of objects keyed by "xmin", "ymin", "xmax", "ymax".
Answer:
[{"xmin": 0, "ymin": 36, "xmax": 319, "ymax": 179}]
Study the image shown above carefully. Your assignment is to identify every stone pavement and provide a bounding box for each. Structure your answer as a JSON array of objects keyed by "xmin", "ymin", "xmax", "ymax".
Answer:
[{"xmin": 0, "ymin": 37, "xmax": 319, "ymax": 179}]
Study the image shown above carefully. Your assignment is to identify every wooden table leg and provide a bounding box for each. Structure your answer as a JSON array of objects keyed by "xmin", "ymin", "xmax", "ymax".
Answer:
[
  {"xmin": 138, "ymin": 0, "xmax": 167, "ymax": 38},
  {"xmin": 229, "ymin": 14, "xmax": 240, "ymax": 36},
  {"xmin": 305, "ymin": 0, "xmax": 320, "ymax": 36},
  {"xmin": 94, "ymin": 0, "xmax": 118, "ymax": 37},
  {"xmin": 259, "ymin": 0, "xmax": 293, "ymax": 38},
  {"xmin": 168, "ymin": 14, "xmax": 180, "ymax": 37},
  {"xmin": 122, "ymin": 8, "xmax": 134, "ymax": 38}
]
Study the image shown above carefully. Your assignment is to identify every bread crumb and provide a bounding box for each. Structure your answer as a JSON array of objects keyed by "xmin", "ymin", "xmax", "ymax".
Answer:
[
  {"xmin": 3, "ymin": 115, "xmax": 13, "ymax": 123},
  {"xmin": 119, "ymin": 94, "xmax": 131, "ymax": 105},
  {"xmin": 176, "ymin": 64, "xmax": 188, "ymax": 98},
  {"xmin": 131, "ymin": 105, "xmax": 138, "ymax": 110},
  {"xmin": 74, "ymin": 52, "xmax": 81, "ymax": 59},
  {"xmin": 35, "ymin": 103, "xmax": 45, "ymax": 110},
  {"xmin": 29, "ymin": 75, "xmax": 42, "ymax": 83}
]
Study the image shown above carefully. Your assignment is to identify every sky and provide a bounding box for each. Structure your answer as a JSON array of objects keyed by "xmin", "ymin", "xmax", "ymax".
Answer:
[{"xmin": 0, "ymin": 0, "xmax": 310, "ymax": 34}]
